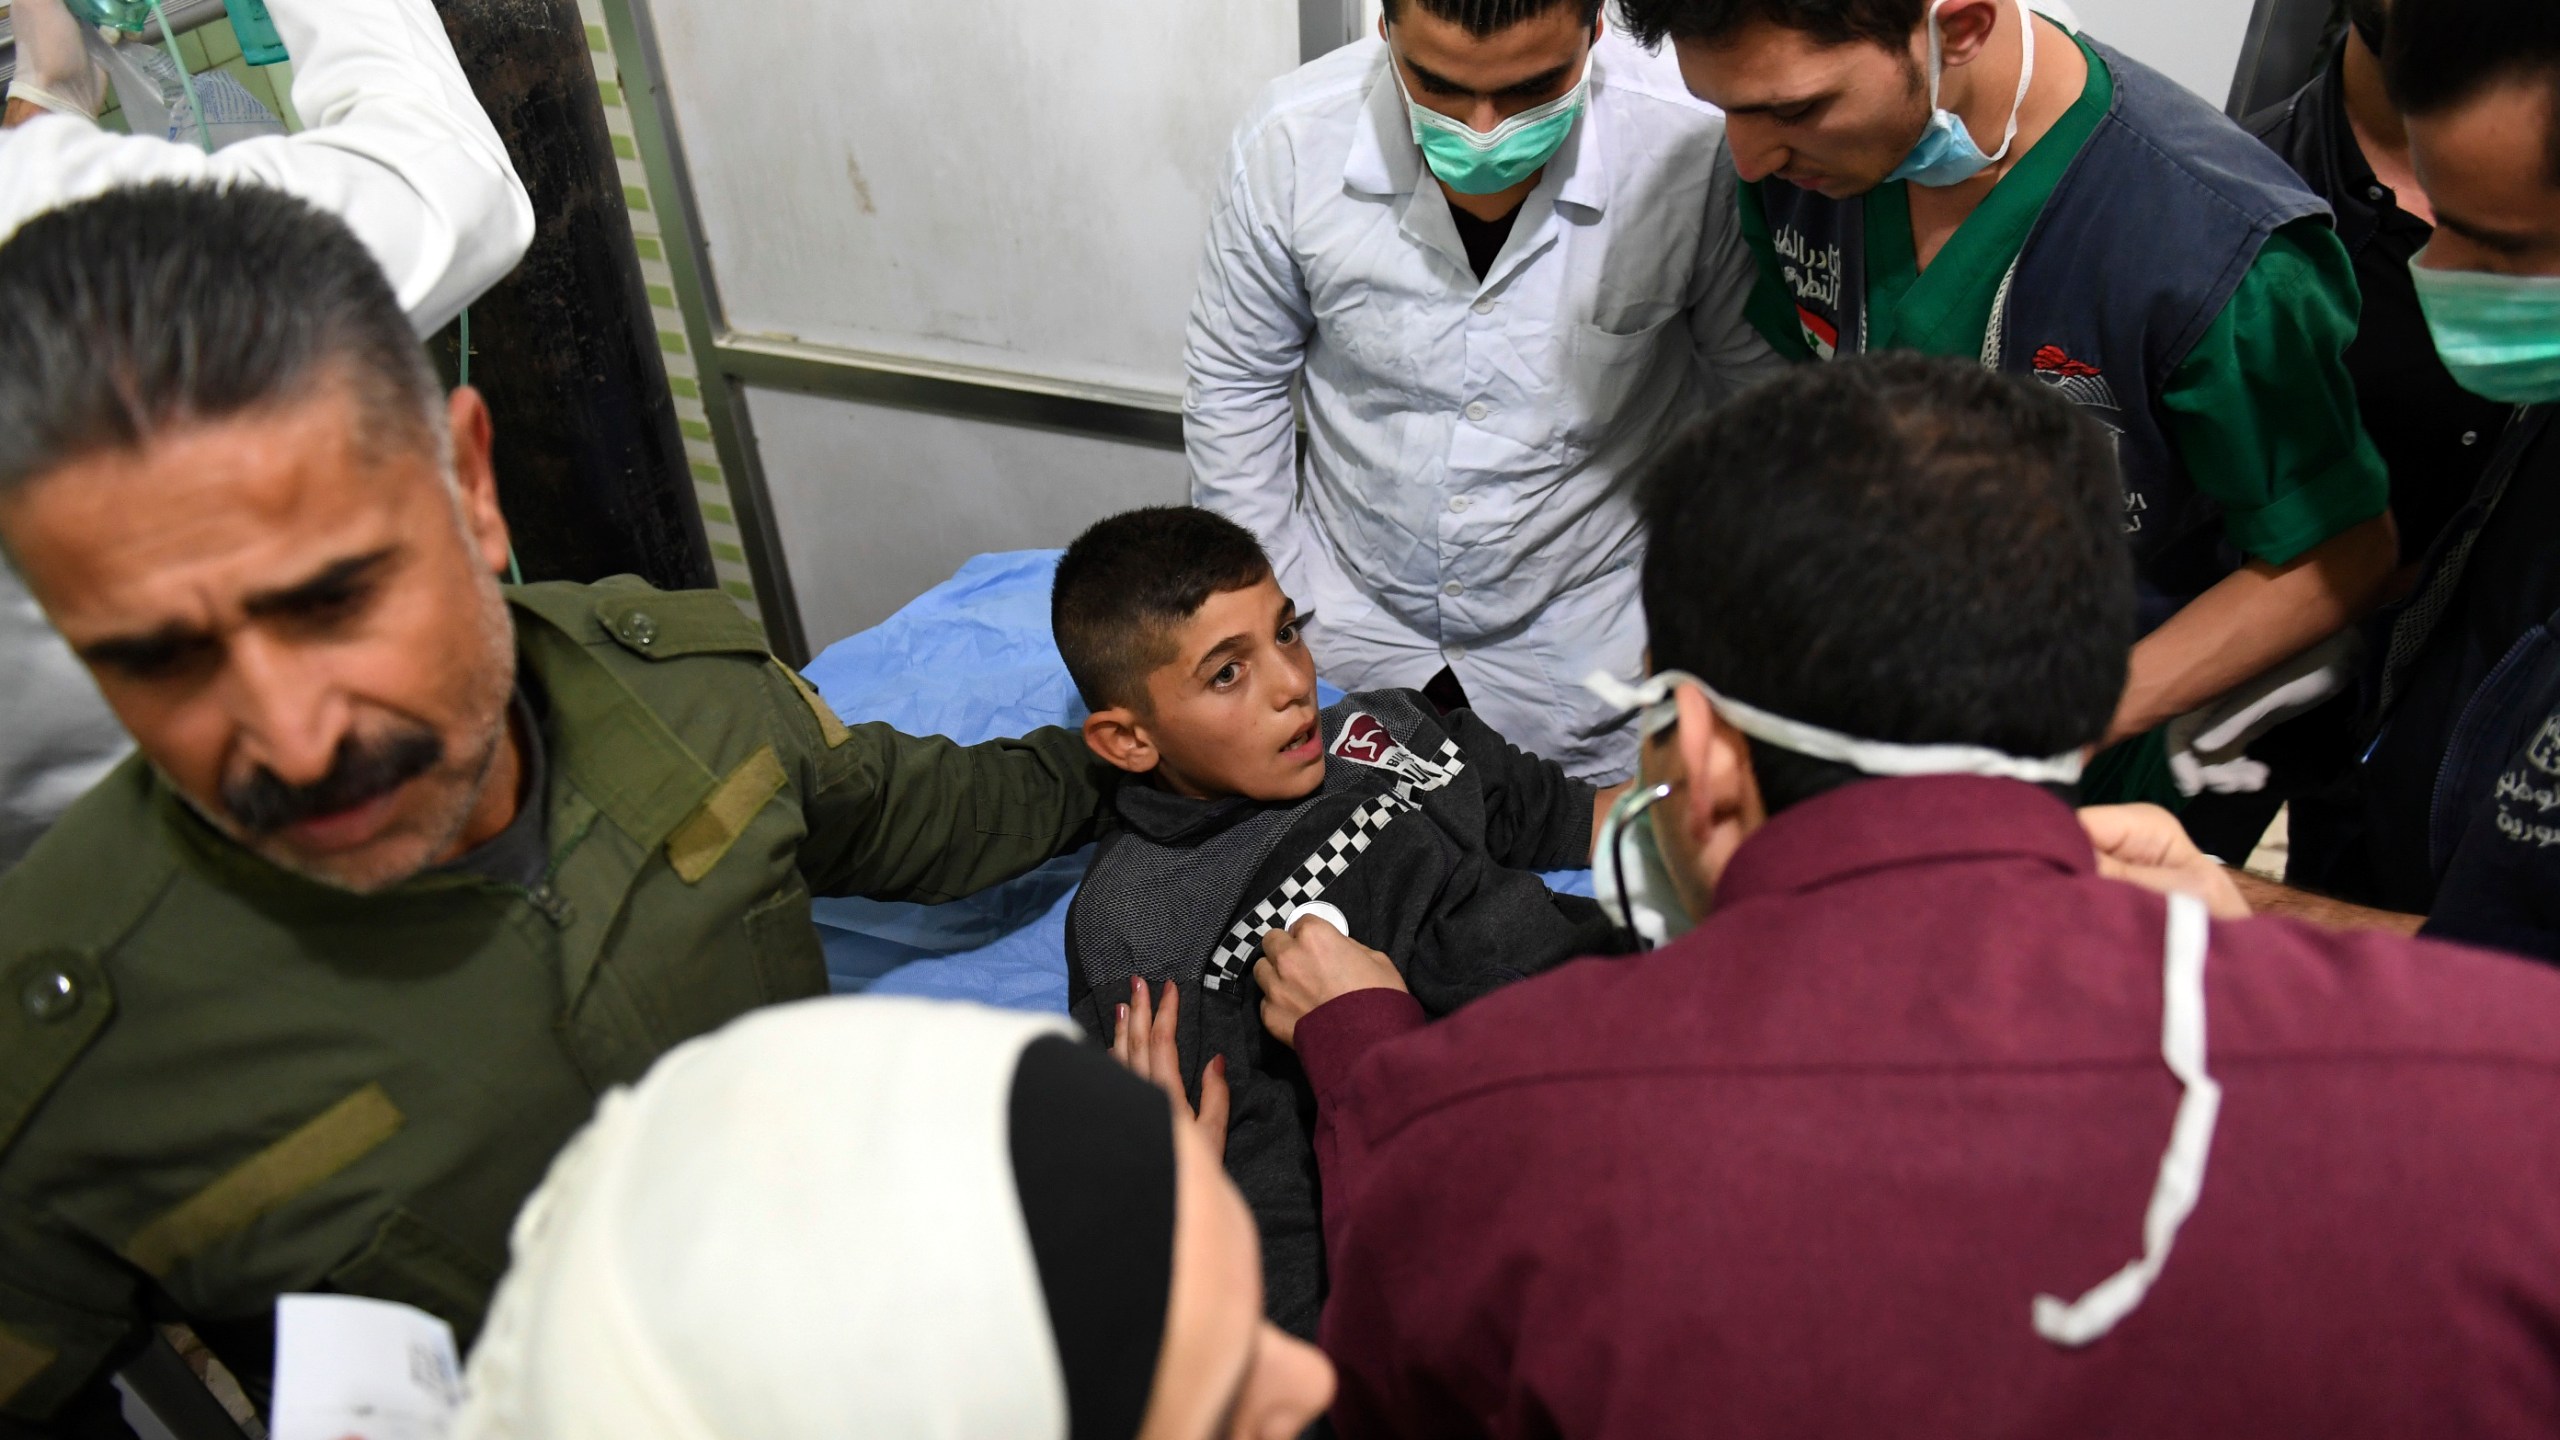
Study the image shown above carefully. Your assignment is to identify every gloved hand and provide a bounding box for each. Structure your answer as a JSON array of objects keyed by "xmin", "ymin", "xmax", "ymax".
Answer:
[
  {"xmin": 2166, "ymin": 630, "xmax": 2366, "ymax": 797},
  {"xmin": 8, "ymin": 0, "xmax": 113, "ymax": 119}
]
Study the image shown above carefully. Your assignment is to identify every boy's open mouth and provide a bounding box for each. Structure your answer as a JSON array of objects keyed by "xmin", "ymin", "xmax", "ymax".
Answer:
[{"xmin": 1281, "ymin": 720, "xmax": 1319, "ymax": 757}]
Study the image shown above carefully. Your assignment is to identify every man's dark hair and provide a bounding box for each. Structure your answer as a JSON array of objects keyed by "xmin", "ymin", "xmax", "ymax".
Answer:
[
  {"xmin": 1052, "ymin": 507, "xmax": 1274, "ymax": 713},
  {"xmin": 0, "ymin": 181, "xmax": 441, "ymax": 506},
  {"xmin": 2385, "ymin": 0, "xmax": 2560, "ymax": 188},
  {"xmin": 1381, "ymin": 0, "xmax": 1606, "ymax": 38},
  {"xmin": 1614, "ymin": 0, "xmax": 1924, "ymax": 51},
  {"xmin": 1638, "ymin": 354, "xmax": 2133, "ymax": 814}
]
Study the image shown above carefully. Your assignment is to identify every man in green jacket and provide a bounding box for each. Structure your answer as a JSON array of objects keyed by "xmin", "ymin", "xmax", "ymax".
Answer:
[{"xmin": 0, "ymin": 183, "xmax": 1114, "ymax": 1435}]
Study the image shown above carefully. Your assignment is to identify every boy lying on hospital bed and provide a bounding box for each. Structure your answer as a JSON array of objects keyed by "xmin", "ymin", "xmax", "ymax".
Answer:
[{"xmin": 1053, "ymin": 506, "xmax": 1631, "ymax": 1337}]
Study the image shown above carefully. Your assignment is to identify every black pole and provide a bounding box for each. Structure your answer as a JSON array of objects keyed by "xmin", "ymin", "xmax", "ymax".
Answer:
[{"xmin": 429, "ymin": 0, "xmax": 715, "ymax": 593}]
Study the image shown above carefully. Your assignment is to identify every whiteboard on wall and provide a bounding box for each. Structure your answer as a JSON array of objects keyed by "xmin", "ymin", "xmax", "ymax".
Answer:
[{"xmin": 646, "ymin": 0, "xmax": 1301, "ymax": 403}]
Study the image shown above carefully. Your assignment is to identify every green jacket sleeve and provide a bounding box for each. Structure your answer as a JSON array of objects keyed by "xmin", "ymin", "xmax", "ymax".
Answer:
[
  {"xmin": 2158, "ymin": 219, "xmax": 2391, "ymax": 566},
  {"xmin": 768, "ymin": 664, "xmax": 1112, "ymax": 904},
  {"xmin": 0, "ymin": 1198, "xmax": 145, "ymax": 1432}
]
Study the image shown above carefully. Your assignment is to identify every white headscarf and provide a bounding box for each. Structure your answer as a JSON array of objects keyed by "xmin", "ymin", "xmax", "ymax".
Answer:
[{"xmin": 452, "ymin": 997, "xmax": 1081, "ymax": 1440}]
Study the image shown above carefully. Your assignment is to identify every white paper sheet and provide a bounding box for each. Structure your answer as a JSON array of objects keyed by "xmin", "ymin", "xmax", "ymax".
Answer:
[{"xmin": 270, "ymin": 1294, "xmax": 463, "ymax": 1440}]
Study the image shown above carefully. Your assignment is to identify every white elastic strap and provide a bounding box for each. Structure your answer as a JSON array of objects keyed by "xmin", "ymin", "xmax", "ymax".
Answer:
[
  {"xmin": 2031, "ymin": 892, "xmax": 2222, "ymax": 1347},
  {"xmin": 1923, "ymin": 0, "xmax": 2035, "ymax": 164},
  {"xmin": 1586, "ymin": 670, "xmax": 2087, "ymax": 787},
  {"xmin": 1983, "ymin": 0, "xmax": 2035, "ymax": 164}
]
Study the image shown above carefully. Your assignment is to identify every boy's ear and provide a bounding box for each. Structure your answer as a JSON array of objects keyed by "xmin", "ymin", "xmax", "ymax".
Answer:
[{"xmin": 1083, "ymin": 705, "xmax": 1161, "ymax": 775}]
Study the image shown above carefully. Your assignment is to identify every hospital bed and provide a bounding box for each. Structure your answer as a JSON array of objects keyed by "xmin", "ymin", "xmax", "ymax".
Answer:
[{"xmin": 800, "ymin": 549, "xmax": 1596, "ymax": 1014}]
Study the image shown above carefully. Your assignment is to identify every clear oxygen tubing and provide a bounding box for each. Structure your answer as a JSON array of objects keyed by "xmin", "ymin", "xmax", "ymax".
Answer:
[{"xmin": 138, "ymin": 0, "xmax": 213, "ymax": 151}]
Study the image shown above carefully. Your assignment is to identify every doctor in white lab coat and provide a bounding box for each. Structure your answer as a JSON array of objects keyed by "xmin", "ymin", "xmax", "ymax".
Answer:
[
  {"xmin": 1185, "ymin": 2, "xmax": 1778, "ymax": 783},
  {"xmin": 0, "ymin": 0, "xmax": 531, "ymax": 867}
]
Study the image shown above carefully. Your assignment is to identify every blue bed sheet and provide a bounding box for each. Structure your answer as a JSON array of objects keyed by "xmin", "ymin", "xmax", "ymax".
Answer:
[{"xmin": 800, "ymin": 549, "xmax": 1592, "ymax": 1015}]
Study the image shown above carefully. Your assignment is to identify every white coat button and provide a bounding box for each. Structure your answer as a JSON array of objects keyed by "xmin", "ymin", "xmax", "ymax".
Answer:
[
  {"xmin": 1443, "ymin": 581, "xmax": 1465, "ymax": 597},
  {"xmin": 1448, "ymin": 496, "xmax": 1471, "ymax": 513},
  {"xmin": 1464, "ymin": 401, "xmax": 1490, "ymax": 422},
  {"xmin": 1472, "ymin": 298, "xmax": 1495, "ymax": 315},
  {"xmin": 2367, "ymin": 184, "xmax": 2387, "ymax": 202},
  {"xmin": 2462, "ymin": 430, "xmax": 2481, "ymax": 446}
]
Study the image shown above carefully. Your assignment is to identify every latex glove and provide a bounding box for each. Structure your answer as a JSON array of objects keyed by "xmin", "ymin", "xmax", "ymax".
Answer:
[
  {"xmin": 7, "ymin": 0, "xmax": 112, "ymax": 119},
  {"xmin": 2166, "ymin": 631, "xmax": 2365, "ymax": 797}
]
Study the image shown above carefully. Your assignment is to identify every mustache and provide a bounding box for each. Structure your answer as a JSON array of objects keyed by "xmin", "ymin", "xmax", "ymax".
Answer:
[{"xmin": 220, "ymin": 727, "xmax": 445, "ymax": 836}]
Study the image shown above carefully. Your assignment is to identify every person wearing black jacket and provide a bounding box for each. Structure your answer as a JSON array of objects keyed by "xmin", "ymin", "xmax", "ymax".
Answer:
[
  {"xmin": 1050, "ymin": 507, "xmax": 1624, "ymax": 1336},
  {"xmin": 2185, "ymin": 0, "xmax": 2523, "ymax": 861},
  {"xmin": 2251, "ymin": 0, "xmax": 2513, "ymax": 564},
  {"xmin": 2166, "ymin": 0, "xmax": 2560, "ymax": 964}
]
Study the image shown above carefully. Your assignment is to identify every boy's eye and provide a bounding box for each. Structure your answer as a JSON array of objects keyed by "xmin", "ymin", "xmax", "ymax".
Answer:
[
  {"xmin": 1280, "ymin": 610, "xmax": 1314, "ymax": 646},
  {"xmin": 1212, "ymin": 662, "xmax": 1242, "ymax": 689}
]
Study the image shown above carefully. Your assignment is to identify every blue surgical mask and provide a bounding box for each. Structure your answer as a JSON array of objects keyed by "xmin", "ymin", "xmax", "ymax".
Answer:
[
  {"xmin": 2411, "ymin": 250, "xmax": 2560, "ymax": 406},
  {"xmin": 1401, "ymin": 64, "xmax": 1591, "ymax": 197},
  {"xmin": 1887, "ymin": 0, "xmax": 2035, "ymax": 188}
]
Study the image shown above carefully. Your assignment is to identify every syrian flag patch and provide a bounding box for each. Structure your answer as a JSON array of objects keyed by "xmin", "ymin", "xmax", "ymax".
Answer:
[{"xmin": 1797, "ymin": 306, "xmax": 1839, "ymax": 362}]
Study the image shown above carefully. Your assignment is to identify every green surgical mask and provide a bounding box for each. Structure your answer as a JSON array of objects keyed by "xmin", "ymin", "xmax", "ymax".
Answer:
[
  {"xmin": 1402, "ymin": 65, "xmax": 1590, "ymax": 197},
  {"xmin": 2411, "ymin": 250, "xmax": 2560, "ymax": 406}
]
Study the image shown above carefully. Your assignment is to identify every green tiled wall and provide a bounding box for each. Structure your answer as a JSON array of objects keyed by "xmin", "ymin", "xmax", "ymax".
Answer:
[{"xmin": 578, "ymin": 1, "xmax": 763, "ymax": 612}]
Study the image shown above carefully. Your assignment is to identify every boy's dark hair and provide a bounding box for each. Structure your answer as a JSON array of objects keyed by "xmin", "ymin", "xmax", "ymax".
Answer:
[
  {"xmin": 1638, "ymin": 355, "xmax": 2132, "ymax": 814},
  {"xmin": 1381, "ymin": 0, "xmax": 1605, "ymax": 38},
  {"xmin": 2385, "ymin": 0, "xmax": 2560, "ymax": 188},
  {"xmin": 1053, "ymin": 507, "xmax": 1275, "ymax": 713},
  {"xmin": 0, "ymin": 181, "xmax": 442, "ymax": 508},
  {"xmin": 1614, "ymin": 0, "xmax": 1924, "ymax": 50}
]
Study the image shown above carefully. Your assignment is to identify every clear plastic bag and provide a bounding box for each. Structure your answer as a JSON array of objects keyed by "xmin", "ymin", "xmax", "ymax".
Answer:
[{"xmin": 84, "ymin": 24, "xmax": 283, "ymax": 148}]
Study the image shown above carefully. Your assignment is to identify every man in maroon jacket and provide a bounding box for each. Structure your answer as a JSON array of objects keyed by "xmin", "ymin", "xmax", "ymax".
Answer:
[{"xmin": 1252, "ymin": 354, "xmax": 2560, "ymax": 1437}]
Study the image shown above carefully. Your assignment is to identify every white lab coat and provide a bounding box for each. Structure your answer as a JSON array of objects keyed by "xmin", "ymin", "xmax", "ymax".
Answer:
[
  {"xmin": 0, "ymin": 0, "xmax": 533, "ymax": 868},
  {"xmin": 1185, "ymin": 32, "xmax": 1779, "ymax": 782},
  {"xmin": 0, "ymin": 0, "xmax": 531, "ymax": 333}
]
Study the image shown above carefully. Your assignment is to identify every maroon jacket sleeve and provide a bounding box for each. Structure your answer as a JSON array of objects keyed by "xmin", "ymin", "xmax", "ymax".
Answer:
[
  {"xmin": 1294, "ymin": 989, "xmax": 1467, "ymax": 1439},
  {"xmin": 1295, "ymin": 987, "xmax": 1428, "ymax": 1220}
]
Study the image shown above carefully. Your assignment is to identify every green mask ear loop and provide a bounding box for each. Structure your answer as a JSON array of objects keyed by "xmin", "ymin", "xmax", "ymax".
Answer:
[{"xmin": 139, "ymin": 0, "xmax": 213, "ymax": 151}]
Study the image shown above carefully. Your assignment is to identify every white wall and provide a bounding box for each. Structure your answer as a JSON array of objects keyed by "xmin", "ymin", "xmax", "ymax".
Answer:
[
  {"xmin": 749, "ymin": 389, "xmax": 1186, "ymax": 643},
  {"xmin": 2067, "ymin": 0, "xmax": 2253, "ymax": 107},
  {"xmin": 643, "ymin": 0, "xmax": 1304, "ymax": 646},
  {"xmin": 652, "ymin": 0, "xmax": 1298, "ymax": 401}
]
